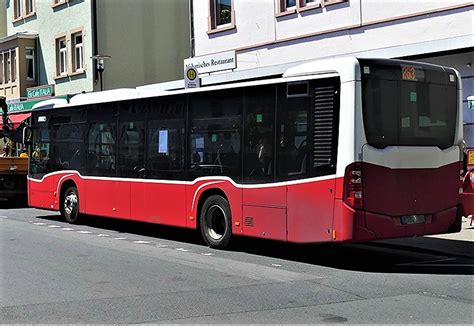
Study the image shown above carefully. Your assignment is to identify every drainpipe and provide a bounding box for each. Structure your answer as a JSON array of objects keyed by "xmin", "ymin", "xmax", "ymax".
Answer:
[
  {"xmin": 189, "ymin": 0, "xmax": 195, "ymax": 57},
  {"xmin": 91, "ymin": 0, "xmax": 98, "ymax": 85}
]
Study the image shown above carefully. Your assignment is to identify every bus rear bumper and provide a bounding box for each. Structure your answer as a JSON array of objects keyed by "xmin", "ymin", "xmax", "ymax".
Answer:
[{"xmin": 351, "ymin": 205, "xmax": 462, "ymax": 242}]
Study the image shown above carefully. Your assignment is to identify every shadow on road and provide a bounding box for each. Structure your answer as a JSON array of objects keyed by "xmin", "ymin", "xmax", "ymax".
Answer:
[
  {"xmin": 34, "ymin": 213, "xmax": 474, "ymax": 276},
  {"xmin": 0, "ymin": 199, "xmax": 28, "ymax": 209}
]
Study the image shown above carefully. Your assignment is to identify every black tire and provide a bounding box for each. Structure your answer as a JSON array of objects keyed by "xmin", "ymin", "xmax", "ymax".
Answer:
[
  {"xmin": 200, "ymin": 195, "xmax": 232, "ymax": 249},
  {"xmin": 61, "ymin": 186, "xmax": 80, "ymax": 223}
]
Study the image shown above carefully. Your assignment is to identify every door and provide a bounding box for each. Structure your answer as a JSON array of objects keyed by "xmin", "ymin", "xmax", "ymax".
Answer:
[{"xmin": 242, "ymin": 84, "xmax": 286, "ymax": 241}]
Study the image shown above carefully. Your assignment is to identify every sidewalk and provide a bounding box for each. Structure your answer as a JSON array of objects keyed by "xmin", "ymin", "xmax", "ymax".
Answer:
[{"xmin": 377, "ymin": 217, "xmax": 474, "ymax": 258}]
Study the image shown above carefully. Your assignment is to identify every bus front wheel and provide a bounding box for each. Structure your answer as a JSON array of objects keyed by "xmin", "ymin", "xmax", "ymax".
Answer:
[
  {"xmin": 200, "ymin": 195, "xmax": 232, "ymax": 249},
  {"xmin": 61, "ymin": 186, "xmax": 80, "ymax": 223}
]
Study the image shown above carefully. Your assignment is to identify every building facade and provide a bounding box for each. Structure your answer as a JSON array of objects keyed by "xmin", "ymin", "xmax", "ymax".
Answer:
[
  {"xmin": 0, "ymin": 0, "xmax": 6, "ymax": 38},
  {"xmin": 191, "ymin": 0, "xmax": 474, "ymax": 145},
  {"xmin": 1, "ymin": 0, "xmax": 190, "ymax": 101}
]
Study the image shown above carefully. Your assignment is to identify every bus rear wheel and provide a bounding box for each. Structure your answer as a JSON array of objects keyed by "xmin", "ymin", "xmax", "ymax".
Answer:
[
  {"xmin": 200, "ymin": 195, "xmax": 232, "ymax": 249},
  {"xmin": 61, "ymin": 186, "xmax": 80, "ymax": 223}
]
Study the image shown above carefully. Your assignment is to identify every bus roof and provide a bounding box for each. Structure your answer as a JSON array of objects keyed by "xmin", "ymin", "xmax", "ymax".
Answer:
[{"xmin": 31, "ymin": 57, "xmax": 457, "ymax": 112}]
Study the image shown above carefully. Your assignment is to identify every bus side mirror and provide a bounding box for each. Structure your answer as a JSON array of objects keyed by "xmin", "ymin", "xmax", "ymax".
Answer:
[{"xmin": 23, "ymin": 126, "xmax": 32, "ymax": 146}]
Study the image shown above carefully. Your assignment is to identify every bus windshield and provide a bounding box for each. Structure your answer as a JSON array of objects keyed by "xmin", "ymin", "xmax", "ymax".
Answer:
[{"xmin": 360, "ymin": 59, "xmax": 457, "ymax": 149}]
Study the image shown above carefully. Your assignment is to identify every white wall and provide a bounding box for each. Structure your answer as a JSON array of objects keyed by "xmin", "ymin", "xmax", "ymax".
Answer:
[
  {"xmin": 194, "ymin": 0, "xmax": 276, "ymax": 55},
  {"xmin": 194, "ymin": 0, "xmax": 473, "ymax": 68},
  {"xmin": 6, "ymin": 0, "xmax": 94, "ymax": 95}
]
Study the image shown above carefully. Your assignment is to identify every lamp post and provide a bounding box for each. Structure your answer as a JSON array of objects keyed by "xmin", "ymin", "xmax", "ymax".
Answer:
[{"xmin": 90, "ymin": 54, "xmax": 111, "ymax": 91}]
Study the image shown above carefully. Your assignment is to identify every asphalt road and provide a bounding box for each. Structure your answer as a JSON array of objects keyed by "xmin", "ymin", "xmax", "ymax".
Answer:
[{"xmin": 1, "ymin": 207, "xmax": 473, "ymax": 324}]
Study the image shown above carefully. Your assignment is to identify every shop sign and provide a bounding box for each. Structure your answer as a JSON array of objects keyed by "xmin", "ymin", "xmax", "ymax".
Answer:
[
  {"xmin": 26, "ymin": 84, "xmax": 55, "ymax": 99},
  {"xmin": 184, "ymin": 50, "xmax": 236, "ymax": 74},
  {"xmin": 7, "ymin": 95, "xmax": 69, "ymax": 113},
  {"xmin": 7, "ymin": 100, "xmax": 42, "ymax": 113}
]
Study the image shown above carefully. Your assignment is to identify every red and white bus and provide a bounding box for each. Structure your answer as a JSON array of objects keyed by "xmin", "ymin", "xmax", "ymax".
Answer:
[{"xmin": 28, "ymin": 58, "xmax": 464, "ymax": 248}]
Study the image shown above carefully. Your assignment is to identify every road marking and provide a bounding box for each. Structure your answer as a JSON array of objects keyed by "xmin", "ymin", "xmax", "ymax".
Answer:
[
  {"xmin": 201, "ymin": 253, "xmax": 214, "ymax": 256},
  {"xmin": 176, "ymin": 248, "xmax": 191, "ymax": 252},
  {"xmin": 114, "ymin": 237, "xmax": 127, "ymax": 240},
  {"xmin": 271, "ymin": 263, "xmax": 282, "ymax": 267},
  {"xmin": 0, "ymin": 216, "xmax": 8, "ymax": 219},
  {"xmin": 48, "ymin": 225, "xmax": 61, "ymax": 228},
  {"xmin": 133, "ymin": 240, "xmax": 151, "ymax": 244},
  {"xmin": 77, "ymin": 231, "xmax": 93, "ymax": 234},
  {"xmin": 156, "ymin": 244, "xmax": 168, "ymax": 248},
  {"xmin": 33, "ymin": 222, "xmax": 46, "ymax": 225},
  {"xmin": 97, "ymin": 234, "xmax": 110, "ymax": 237},
  {"xmin": 61, "ymin": 228, "xmax": 74, "ymax": 231}
]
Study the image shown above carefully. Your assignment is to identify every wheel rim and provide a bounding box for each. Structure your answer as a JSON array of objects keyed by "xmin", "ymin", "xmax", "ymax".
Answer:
[
  {"xmin": 64, "ymin": 192, "xmax": 78, "ymax": 217},
  {"xmin": 205, "ymin": 204, "xmax": 227, "ymax": 241}
]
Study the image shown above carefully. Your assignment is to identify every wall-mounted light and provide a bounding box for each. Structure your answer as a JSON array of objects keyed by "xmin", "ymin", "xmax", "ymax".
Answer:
[{"xmin": 91, "ymin": 54, "xmax": 111, "ymax": 91}]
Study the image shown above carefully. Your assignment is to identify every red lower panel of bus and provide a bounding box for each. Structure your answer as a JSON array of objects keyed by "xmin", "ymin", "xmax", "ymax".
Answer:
[
  {"xmin": 28, "ymin": 172, "xmax": 338, "ymax": 243},
  {"xmin": 349, "ymin": 161, "xmax": 462, "ymax": 241},
  {"xmin": 350, "ymin": 205, "xmax": 460, "ymax": 241},
  {"xmin": 362, "ymin": 162, "xmax": 460, "ymax": 216},
  {"xmin": 28, "ymin": 162, "xmax": 462, "ymax": 244}
]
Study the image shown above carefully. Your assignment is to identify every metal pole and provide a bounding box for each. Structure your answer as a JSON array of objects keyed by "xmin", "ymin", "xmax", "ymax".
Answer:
[{"xmin": 99, "ymin": 70, "xmax": 103, "ymax": 91}]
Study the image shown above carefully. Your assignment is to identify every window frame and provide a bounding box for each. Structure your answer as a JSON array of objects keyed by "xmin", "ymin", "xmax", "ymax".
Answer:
[
  {"xmin": 13, "ymin": 0, "xmax": 22, "ymax": 20},
  {"xmin": 11, "ymin": 49, "xmax": 17, "ymax": 82},
  {"xmin": 208, "ymin": 0, "xmax": 236, "ymax": 34},
  {"xmin": 5, "ymin": 51, "xmax": 11, "ymax": 83},
  {"xmin": 276, "ymin": 0, "xmax": 347, "ymax": 16},
  {"xmin": 0, "ymin": 53, "xmax": 3, "ymax": 84},
  {"xmin": 71, "ymin": 28, "xmax": 85, "ymax": 74},
  {"xmin": 25, "ymin": 0, "xmax": 36, "ymax": 17},
  {"xmin": 25, "ymin": 47, "xmax": 35, "ymax": 81},
  {"xmin": 51, "ymin": 0, "xmax": 69, "ymax": 8},
  {"xmin": 276, "ymin": 0, "xmax": 297, "ymax": 17},
  {"xmin": 322, "ymin": 0, "xmax": 347, "ymax": 6},
  {"xmin": 298, "ymin": 0, "xmax": 321, "ymax": 12},
  {"xmin": 55, "ymin": 33, "xmax": 68, "ymax": 78}
]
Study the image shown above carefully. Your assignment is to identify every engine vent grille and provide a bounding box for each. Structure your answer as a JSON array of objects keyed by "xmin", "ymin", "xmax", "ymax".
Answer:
[
  {"xmin": 313, "ymin": 85, "xmax": 336, "ymax": 168},
  {"xmin": 244, "ymin": 216, "xmax": 254, "ymax": 227}
]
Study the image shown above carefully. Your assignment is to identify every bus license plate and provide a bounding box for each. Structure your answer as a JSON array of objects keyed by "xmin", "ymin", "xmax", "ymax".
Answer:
[{"xmin": 401, "ymin": 215, "xmax": 426, "ymax": 225}]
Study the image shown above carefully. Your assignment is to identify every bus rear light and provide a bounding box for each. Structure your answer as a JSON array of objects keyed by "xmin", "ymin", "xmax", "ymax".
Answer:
[{"xmin": 343, "ymin": 162, "xmax": 364, "ymax": 209}]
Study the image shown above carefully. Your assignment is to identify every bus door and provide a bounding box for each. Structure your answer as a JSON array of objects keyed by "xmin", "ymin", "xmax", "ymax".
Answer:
[
  {"xmin": 279, "ymin": 80, "xmax": 339, "ymax": 243},
  {"xmin": 84, "ymin": 107, "xmax": 130, "ymax": 219},
  {"xmin": 242, "ymin": 84, "xmax": 287, "ymax": 241}
]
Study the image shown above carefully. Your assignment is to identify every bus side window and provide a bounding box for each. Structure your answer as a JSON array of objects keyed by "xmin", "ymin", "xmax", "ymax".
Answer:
[
  {"xmin": 146, "ymin": 97, "xmax": 185, "ymax": 180},
  {"xmin": 188, "ymin": 89, "xmax": 243, "ymax": 181},
  {"xmin": 243, "ymin": 84, "xmax": 275, "ymax": 184},
  {"xmin": 277, "ymin": 83, "xmax": 311, "ymax": 181}
]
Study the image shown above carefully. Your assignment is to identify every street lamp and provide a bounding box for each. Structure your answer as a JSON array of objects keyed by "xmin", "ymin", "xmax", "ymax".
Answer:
[{"xmin": 90, "ymin": 54, "xmax": 111, "ymax": 91}]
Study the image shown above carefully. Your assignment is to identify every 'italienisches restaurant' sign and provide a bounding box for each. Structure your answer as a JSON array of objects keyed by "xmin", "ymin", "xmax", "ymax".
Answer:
[{"xmin": 184, "ymin": 50, "xmax": 236, "ymax": 74}]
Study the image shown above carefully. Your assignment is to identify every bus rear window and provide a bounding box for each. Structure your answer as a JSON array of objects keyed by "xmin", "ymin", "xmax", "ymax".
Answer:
[{"xmin": 361, "ymin": 62, "xmax": 457, "ymax": 149}]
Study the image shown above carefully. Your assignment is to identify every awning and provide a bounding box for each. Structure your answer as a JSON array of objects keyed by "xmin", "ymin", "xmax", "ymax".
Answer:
[{"xmin": 0, "ymin": 112, "xmax": 31, "ymax": 128}]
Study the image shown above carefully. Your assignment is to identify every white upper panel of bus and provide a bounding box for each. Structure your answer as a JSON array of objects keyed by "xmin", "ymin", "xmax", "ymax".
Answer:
[
  {"xmin": 31, "ymin": 98, "xmax": 69, "ymax": 110},
  {"xmin": 69, "ymin": 88, "xmax": 143, "ymax": 106},
  {"xmin": 283, "ymin": 57, "xmax": 361, "ymax": 83},
  {"xmin": 40, "ymin": 57, "xmax": 361, "ymax": 110}
]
